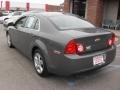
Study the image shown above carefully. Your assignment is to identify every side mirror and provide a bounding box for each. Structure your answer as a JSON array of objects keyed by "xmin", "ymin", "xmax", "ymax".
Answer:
[
  {"xmin": 7, "ymin": 22, "xmax": 17, "ymax": 30},
  {"xmin": 8, "ymin": 22, "xmax": 15, "ymax": 26}
]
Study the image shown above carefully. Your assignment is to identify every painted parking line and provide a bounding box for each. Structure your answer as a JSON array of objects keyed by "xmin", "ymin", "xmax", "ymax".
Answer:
[{"xmin": 68, "ymin": 79, "xmax": 76, "ymax": 86}]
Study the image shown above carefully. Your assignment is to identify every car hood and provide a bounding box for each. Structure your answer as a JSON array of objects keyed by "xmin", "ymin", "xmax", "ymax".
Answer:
[
  {"xmin": 6, "ymin": 16, "xmax": 19, "ymax": 22},
  {"xmin": 60, "ymin": 28, "xmax": 112, "ymax": 38},
  {"xmin": 0, "ymin": 16, "xmax": 11, "ymax": 20}
]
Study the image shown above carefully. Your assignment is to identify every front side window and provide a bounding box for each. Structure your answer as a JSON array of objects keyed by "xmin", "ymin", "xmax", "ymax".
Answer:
[
  {"xmin": 49, "ymin": 15, "xmax": 95, "ymax": 30},
  {"xmin": 15, "ymin": 17, "xmax": 27, "ymax": 28}
]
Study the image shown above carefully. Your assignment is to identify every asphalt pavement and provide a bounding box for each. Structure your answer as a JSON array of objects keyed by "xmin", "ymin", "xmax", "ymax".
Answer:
[{"xmin": 0, "ymin": 25, "xmax": 120, "ymax": 90}]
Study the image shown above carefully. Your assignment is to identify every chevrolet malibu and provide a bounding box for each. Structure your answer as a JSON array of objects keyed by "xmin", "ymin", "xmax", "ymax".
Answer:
[{"xmin": 6, "ymin": 12, "xmax": 116, "ymax": 77}]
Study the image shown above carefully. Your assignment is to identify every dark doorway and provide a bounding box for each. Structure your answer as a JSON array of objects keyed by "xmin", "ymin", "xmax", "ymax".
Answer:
[
  {"xmin": 72, "ymin": 0, "xmax": 86, "ymax": 17},
  {"xmin": 117, "ymin": 0, "xmax": 120, "ymax": 19}
]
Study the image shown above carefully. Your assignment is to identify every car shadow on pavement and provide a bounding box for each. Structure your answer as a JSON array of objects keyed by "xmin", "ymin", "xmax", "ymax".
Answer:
[{"xmin": 43, "ymin": 66, "xmax": 115, "ymax": 86}]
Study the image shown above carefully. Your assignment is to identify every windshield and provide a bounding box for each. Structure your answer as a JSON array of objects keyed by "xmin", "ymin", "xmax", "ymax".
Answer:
[{"xmin": 49, "ymin": 15, "xmax": 95, "ymax": 30}]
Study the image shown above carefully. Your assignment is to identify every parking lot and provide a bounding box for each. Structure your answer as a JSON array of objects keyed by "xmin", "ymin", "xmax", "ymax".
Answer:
[{"xmin": 0, "ymin": 24, "xmax": 120, "ymax": 90}]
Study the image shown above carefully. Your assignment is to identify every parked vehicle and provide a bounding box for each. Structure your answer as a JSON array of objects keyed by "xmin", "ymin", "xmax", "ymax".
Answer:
[
  {"xmin": 0, "ymin": 11, "xmax": 23, "ymax": 24},
  {"xmin": 2, "ymin": 11, "xmax": 12, "ymax": 16},
  {"xmin": 6, "ymin": 12, "xmax": 116, "ymax": 77},
  {"xmin": 3, "ymin": 11, "xmax": 41, "ymax": 30},
  {"xmin": 3, "ymin": 16, "xmax": 20, "ymax": 30}
]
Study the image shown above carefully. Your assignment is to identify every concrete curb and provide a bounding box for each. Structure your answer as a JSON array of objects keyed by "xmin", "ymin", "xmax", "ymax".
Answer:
[{"xmin": 117, "ymin": 44, "xmax": 120, "ymax": 47}]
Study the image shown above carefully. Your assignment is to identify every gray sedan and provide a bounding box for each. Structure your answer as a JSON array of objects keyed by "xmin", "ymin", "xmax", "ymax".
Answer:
[{"xmin": 6, "ymin": 12, "xmax": 116, "ymax": 77}]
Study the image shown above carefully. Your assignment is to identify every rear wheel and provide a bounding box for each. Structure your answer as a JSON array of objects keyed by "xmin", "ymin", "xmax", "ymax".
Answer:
[
  {"xmin": 7, "ymin": 34, "xmax": 14, "ymax": 48},
  {"xmin": 33, "ymin": 49, "xmax": 49, "ymax": 77}
]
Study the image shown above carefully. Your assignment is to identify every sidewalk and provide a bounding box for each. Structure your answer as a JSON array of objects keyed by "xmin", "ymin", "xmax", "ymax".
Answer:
[
  {"xmin": 110, "ymin": 30, "xmax": 120, "ymax": 45},
  {"xmin": 110, "ymin": 30, "xmax": 120, "ymax": 37}
]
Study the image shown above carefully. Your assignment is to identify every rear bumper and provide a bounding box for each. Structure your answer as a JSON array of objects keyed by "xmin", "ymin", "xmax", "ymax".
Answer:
[{"xmin": 48, "ymin": 45, "xmax": 116, "ymax": 76}]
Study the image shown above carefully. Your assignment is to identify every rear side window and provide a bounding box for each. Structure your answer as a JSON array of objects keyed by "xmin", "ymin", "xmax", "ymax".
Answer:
[{"xmin": 24, "ymin": 17, "xmax": 36, "ymax": 29}]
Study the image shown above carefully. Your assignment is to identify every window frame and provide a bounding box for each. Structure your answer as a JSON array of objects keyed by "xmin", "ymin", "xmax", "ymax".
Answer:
[{"xmin": 33, "ymin": 18, "xmax": 40, "ymax": 31}]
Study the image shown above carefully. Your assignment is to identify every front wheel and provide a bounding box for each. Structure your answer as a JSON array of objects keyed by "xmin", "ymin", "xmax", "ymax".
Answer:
[{"xmin": 33, "ymin": 49, "xmax": 49, "ymax": 77}]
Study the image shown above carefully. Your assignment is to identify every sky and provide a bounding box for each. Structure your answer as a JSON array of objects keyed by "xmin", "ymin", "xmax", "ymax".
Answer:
[{"xmin": 2, "ymin": 0, "xmax": 64, "ymax": 5}]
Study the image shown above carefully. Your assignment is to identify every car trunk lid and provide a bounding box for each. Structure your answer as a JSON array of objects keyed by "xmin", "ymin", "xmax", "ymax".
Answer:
[
  {"xmin": 75, "ymin": 33, "xmax": 112, "ymax": 54},
  {"xmin": 61, "ymin": 28, "xmax": 114, "ymax": 54}
]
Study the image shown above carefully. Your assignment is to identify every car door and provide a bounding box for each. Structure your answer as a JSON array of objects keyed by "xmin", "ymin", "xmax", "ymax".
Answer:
[
  {"xmin": 17, "ymin": 16, "xmax": 39, "ymax": 56},
  {"xmin": 9, "ymin": 16, "xmax": 27, "ymax": 49}
]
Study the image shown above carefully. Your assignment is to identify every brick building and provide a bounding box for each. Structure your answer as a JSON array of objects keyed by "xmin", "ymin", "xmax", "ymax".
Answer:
[
  {"xmin": 64, "ymin": 0, "xmax": 120, "ymax": 27},
  {"xmin": 45, "ymin": 4, "xmax": 63, "ymax": 12}
]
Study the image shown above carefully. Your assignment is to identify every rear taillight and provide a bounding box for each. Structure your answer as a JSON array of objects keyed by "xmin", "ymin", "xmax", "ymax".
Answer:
[
  {"xmin": 77, "ymin": 44, "xmax": 85, "ymax": 53},
  {"xmin": 107, "ymin": 34, "xmax": 115, "ymax": 46},
  {"xmin": 64, "ymin": 39, "xmax": 85, "ymax": 54}
]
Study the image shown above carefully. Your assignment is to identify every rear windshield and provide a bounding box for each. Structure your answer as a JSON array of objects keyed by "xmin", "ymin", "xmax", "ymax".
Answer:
[{"xmin": 49, "ymin": 15, "xmax": 95, "ymax": 30}]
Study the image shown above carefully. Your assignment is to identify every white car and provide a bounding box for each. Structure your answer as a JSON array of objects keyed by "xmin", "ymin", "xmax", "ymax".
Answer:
[
  {"xmin": 0, "ymin": 11, "xmax": 23, "ymax": 24},
  {"xmin": 3, "ymin": 16, "xmax": 20, "ymax": 30},
  {"xmin": 2, "ymin": 11, "xmax": 12, "ymax": 16},
  {"xmin": 3, "ymin": 11, "xmax": 42, "ymax": 28},
  {"xmin": 3, "ymin": 11, "xmax": 34, "ymax": 30}
]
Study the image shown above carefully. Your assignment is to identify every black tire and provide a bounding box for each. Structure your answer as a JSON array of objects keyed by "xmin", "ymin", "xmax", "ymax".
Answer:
[
  {"xmin": 33, "ymin": 49, "xmax": 49, "ymax": 77},
  {"xmin": 7, "ymin": 34, "xmax": 14, "ymax": 48}
]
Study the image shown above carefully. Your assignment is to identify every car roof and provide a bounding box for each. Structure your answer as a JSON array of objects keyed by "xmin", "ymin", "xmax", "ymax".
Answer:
[
  {"xmin": 40, "ymin": 12, "xmax": 64, "ymax": 17},
  {"xmin": 23, "ymin": 12, "xmax": 65, "ymax": 17},
  {"xmin": 21, "ymin": 12, "xmax": 88, "ymax": 22}
]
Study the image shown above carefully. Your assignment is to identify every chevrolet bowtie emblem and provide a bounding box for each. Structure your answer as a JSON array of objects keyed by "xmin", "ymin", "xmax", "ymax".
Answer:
[{"xmin": 95, "ymin": 38, "xmax": 100, "ymax": 42}]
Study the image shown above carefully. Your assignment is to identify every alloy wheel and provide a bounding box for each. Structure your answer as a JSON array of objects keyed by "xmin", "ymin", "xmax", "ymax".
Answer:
[{"xmin": 34, "ymin": 53, "xmax": 44, "ymax": 74}]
